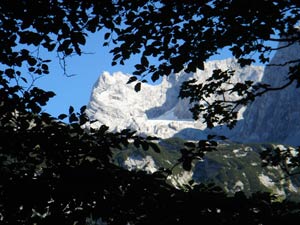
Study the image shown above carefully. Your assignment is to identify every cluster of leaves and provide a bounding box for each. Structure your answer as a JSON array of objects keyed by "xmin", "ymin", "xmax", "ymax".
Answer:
[
  {"xmin": 179, "ymin": 69, "xmax": 251, "ymax": 128},
  {"xmin": 176, "ymin": 136, "xmax": 221, "ymax": 171},
  {"xmin": 110, "ymin": 1, "xmax": 300, "ymax": 81},
  {"xmin": 179, "ymin": 63, "xmax": 300, "ymax": 128},
  {"xmin": 0, "ymin": 0, "xmax": 121, "ymax": 83}
]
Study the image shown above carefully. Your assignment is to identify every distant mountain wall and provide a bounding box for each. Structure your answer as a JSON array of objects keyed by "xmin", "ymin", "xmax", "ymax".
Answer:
[
  {"xmin": 232, "ymin": 41, "xmax": 300, "ymax": 146},
  {"xmin": 86, "ymin": 41, "xmax": 300, "ymax": 146}
]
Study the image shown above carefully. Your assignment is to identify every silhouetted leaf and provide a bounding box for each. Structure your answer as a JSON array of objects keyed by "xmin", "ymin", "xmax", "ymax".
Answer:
[
  {"xmin": 141, "ymin": 55, "xmax": 149, "ymax": 67},
  {"xmin": 184, "ymin": 142, "xmax": 196, "ymax": 148},
  {"xmin": 134, "ymin": 82, "xmax": 141, "ymax": 92},
  {"xmin": 207, "ymin": 134, "xmax": 216, "ymax": 140},
  {"xmin": 104, "ymin": 32, "xmax": 110, "ymax": 40},
  {"xmin": 69, "ymin": 106, "xmax": 74, "ymax": 114},
  {"xmin": 27, "ymin": 58, "xmax": 37, "ymax": 66},
  {"xmin": 69, "ymin": 113, "xmax": 78, "ymax": 123},
  {"xmin": 149, "ymin": 142, "xmax": 160, "ymax": 153},
  {"xmin": 98, "ymin": 125, "xmax": 109, "ymax": 134},
  {"xmin": 80, "ymin": 105, "xmax": 87, "ymax": 114},
  {"xmin": 58, "ymin": 114, "xmax": 67, "ymax": 120},
  {"xmin": 4, "ymin": 69, "xmax": 14, "ymax": 78},
  {"xmin": 127, "ymin": 76, "xmax": 138, "ymax": 84},
  {"xmin": 141, "ymin": 141, "xmax": 149, "ymax": 151},
  {"xmin": 182, "ymin": 159, "xmax": 192, "ymax": 171}
]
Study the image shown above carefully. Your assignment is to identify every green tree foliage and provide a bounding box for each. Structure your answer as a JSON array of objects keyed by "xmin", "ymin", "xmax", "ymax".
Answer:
[{"xmin": 1, "ymin": 0, "xmax": 300, "ymax": 224}]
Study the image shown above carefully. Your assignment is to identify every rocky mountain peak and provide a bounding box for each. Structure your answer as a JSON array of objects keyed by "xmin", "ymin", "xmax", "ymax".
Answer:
[
  {"xmin": 87, "ymin": 40, "xmax": 300, "ymax": 145},
  {"xmin": 86, "ymin": 58, "xmax": 263, "ymax": 139}
]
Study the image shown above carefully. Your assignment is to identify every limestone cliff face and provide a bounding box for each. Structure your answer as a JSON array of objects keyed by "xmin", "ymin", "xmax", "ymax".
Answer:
[
  {"xmin": 86, "ymin": 42, "xmax": 300, "ymax": 145},
  {"xmin": 86, "ymin": 59, "xmax": 263, "ymax": 139},
  {"xmin": 233, "ymin": 41, "xmax": 300, "ymax": 146}
]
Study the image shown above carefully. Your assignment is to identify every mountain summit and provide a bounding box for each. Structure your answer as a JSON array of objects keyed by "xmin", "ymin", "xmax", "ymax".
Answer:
[
  {"xmin": 86, "ymin": 41, "xmax": 300, "ymax": 145},
  {"xmin": 86, "ymin": 58, "xmax": 263, "ymax": 139}
]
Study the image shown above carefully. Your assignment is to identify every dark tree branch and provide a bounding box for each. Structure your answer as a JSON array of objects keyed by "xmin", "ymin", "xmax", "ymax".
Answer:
[{"xmin": 268, "ymin": 59, "xmax": 300, "ymax": 67}]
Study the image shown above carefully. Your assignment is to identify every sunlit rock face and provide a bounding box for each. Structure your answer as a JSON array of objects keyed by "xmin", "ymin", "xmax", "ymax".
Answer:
[
  {"xmin": 86, "ymin": 59, "xmax": 263, "ymax": 139},
  {"xmin": 86, "ymin": 41, "xmax": 300, "ymax": 146},
  {"xmin": 233, "ymin": 41, "xmax": 300, "ymax": 146}
]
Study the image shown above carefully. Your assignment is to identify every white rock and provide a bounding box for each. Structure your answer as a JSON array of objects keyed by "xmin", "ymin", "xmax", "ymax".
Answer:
[
  {"xmin": 259, "ymin": 173, "xmax": 275, "ymax": 188},
  {"xmin": 123, "ymin": 155, "xmax": 157, "ymax": 174},
  {"xmin": 86, "ymin": 59, "xmax": 263, "ymax": 139}
]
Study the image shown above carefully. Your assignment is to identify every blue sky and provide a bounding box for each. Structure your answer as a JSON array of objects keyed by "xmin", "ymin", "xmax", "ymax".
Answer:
[
  {"xmin": 34, "ymin": 31, "xmax": 273, "ymax": 117},
  {"xmin": 36, "ymin": 32, "xmax": 142, "ymax": 117}
]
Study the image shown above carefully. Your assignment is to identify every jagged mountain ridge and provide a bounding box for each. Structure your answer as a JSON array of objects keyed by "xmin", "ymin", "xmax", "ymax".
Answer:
[
  {"xmin": 86, "ymin": 41, "xmax": 300, "ymax": 146},
  {"xmin": 86, "ymin": 58, "xmax": 263, "ymax": 139}
]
